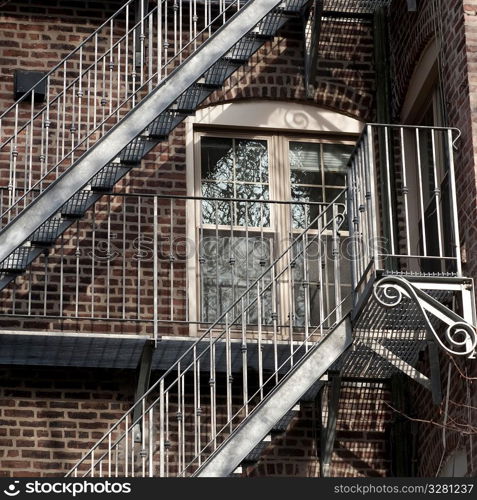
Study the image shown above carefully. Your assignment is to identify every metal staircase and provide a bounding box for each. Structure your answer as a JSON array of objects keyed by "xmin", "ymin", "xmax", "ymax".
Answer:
[
  {"xmin": 65, "ymin": 197, "xmax": 352, "ymax": 477},
  {"xmin": 0, "ymin": 0, "xmax": 309, "ymax": 290}
]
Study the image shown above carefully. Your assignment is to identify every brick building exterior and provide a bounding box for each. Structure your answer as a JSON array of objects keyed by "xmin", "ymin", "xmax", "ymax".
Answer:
[{"xmin": 0, "ymin": 0, "xmax": 475, "ymax": 478}]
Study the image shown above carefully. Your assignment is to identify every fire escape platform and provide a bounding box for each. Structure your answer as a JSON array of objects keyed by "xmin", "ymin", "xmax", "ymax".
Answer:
[{"xmin": 0, "ymin": 331, "xmax": 324, "ymax": 373}]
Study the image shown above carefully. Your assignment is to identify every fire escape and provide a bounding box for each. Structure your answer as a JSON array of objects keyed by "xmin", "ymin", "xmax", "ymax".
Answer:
[{"xmin": 0, "ymin": 0, "xmax": 475, "ymax": 477}]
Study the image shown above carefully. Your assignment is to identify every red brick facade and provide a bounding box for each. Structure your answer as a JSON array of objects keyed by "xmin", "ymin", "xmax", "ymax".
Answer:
[{"xmin": 0, "ymin": 0, "xmax": 476, "ymax": 478}]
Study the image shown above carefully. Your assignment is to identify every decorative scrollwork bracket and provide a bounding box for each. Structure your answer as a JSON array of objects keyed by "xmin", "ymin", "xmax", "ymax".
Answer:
[{"xmin": 373, "ymin": 276, "xmax": 477, "ymax": 358}]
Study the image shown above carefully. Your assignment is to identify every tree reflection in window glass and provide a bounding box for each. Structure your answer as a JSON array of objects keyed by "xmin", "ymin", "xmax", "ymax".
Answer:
[
  {"xmin": 200, "ymin": 137, "xmax": 271, "ymax": 322},
  {"xmin": 289, "ymin": 141, "xmax": 351, "ymax": 229},
  {"xmin": 201, "ymin": 137, "xmax": 270, "ymax": 227}
]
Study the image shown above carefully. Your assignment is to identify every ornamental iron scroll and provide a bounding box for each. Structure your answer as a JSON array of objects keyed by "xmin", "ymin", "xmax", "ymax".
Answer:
[{"xmin": 373, "ymin": 276, "xmax": 477, "ymax": 357}]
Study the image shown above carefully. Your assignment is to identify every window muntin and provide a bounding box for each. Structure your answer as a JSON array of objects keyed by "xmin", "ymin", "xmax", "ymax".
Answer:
[{"xmin": 197, "ymin": 132, "xmax": 353, "ymax": 324}]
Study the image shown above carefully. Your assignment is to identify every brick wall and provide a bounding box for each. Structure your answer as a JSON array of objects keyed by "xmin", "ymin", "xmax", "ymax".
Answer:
[
  {"xmin": 0, "ymin": 4, "xmax": 376, "ymax": 336},
  {"xmin": 0, "ymin": 0, "xmax": 396, "ymax": 479}
]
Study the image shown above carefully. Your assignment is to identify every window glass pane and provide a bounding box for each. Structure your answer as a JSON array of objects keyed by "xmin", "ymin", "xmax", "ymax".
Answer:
[
  {"xmin": 289, "ymin": 142, "xmax": 321, "ymax": 185},
  {"xmin": 235, "ymin": 139, "xmax": 269, "ymax": 183},
  {"xmin": 322, "ymin": 143, "xmax": 353, "ymax": 185},
  {"xmin": 201, "ymin": 182, "xmax": 233, "ymax": 225},
  {"xmin": 201, "ymin": 137, "xmax": 233, "ymax": 181}
]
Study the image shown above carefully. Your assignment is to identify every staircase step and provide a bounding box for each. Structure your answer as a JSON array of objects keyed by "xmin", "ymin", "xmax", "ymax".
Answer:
[
  {"xmin": 90, "ymin": 163, "xmax": 132, "ymax": 192},
  {"xmin": 30, "ymin": 217, "xmax": 64, "ymax": 245},
  {"xmin": 60, "ymin": 190, "xmax": 96, "ymax": 218},
  {"xmin": 172, "ymin": 83, "xmax": 220, "ymax": 114},
  {"xmin": 119, "ymin": 136, "xmax": 148, "ymax": 164},
  {"xmin": 271, "ymin": 404, "xmax": 300, "ymax": 433},
  {"xmin": 203, "ymin": 58, "xmax": 243, "ymax": 86},
  {"xmin": 148, "ymin": 111, "xmax": 188, "ymax": 139},
  {"xmin": 256, "ymin": 10, "xmax": 289, "ymax": 36},
  {"xmin": 243, "ymin": 434, "xmax": 272, "ymax": 464},
  {"xmin": 226, "ymin": 34, "xmax": 271, "ymax": 61},
  {"xmin": 0, "ymin": 245, "xmax": 34, "ymax": 272},
  {"xmin": 281, "ymin": 0, "xmax": 309, "ymax": 13}
]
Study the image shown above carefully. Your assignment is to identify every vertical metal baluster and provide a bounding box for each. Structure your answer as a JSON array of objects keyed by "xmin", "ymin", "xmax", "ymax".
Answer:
[
  {"xmin": 210, "ymin": 330, "xmax": 217, "ymax": 450},
  {"xmin": 59, "ymin": 234, "xmax": 64, "ymax": 316},
  {"xmin": 132, "ymin": 20, "xmax": 137, "ymax": 107},
  {"xmin": 159, "ymin": 379, "xmax": 165, "ymax": 477},
  {"xmin": 75, "ymin": 220, "xmax": 80, "ymax": 318},
  {"xmin": 40, "ymin": 112, "xmax": 46, "ymax": 189},
  {"xmin": 101, "ymin": 54, "xmax": 107, "ymax": 132},
  {"xmin": 109, "ymin": 21, "xmax": 114, "ymax": 116},
  {"xmin": 302, "ymin": 209, "xmax": 310, "ymax": 351},
  {"xmin": 288, "ymin": 217, "xmax": 295, "ymax": 367},
  {"xmin": 181, "ymin": 372, "xmax": 185, "ymax": 476},
  {"xmin": 193, "ymin": 0, "xmax": 197, "ymax": 50},
  {"xmin": 55, "ymin": 93, "xmax": 61, "ymax": 176},
  {"xmin": 125, "ymin": 414, "xmax": 129, "ymax": 477},
  {"xmin": 208, "ymin": 0, "xmax": 212, "ymax": 36},
  {"xmin": 179, "ymin": 0, "xmax": 183, "ymax": 63},
  {"xmin": 196, "ymin": 356, "xmax": 201, "ymax": 467},
  {"xmin": 215, "ymin": 200, "xmax": 220, "ymax": 321},
  {"xmin": 115, "ymin": 439, "xmax": 118, "ymax": 477},
  {"xmin": 447, "ymin": 129, "xmax": 462, "ymax": 276},
  {"xmin": 431, "ymin": 129, "xmax": 444, "ymax": 259},
  {"xmin": 241, "ymin": 297, "xmax": 248, "ymax": 416},
  {"xmin": 225, "ymin": 312, "xmax": 232, "ymax": 431},
  {"xmin": 317, "ymin": 211, "xmax": 324, "ymax": 337},
  {"xmin": 78, "ymin": 47, "xmax": 83, "ymax": 148},
  {"xmin": 61, "ymin": 63, "xmax": 66, "ymax": 163},
  {"xmin": 141, "ymin": 398, "xmax": 146, "ymax": 477},
  {"xmin": 91, "ymin": 205, "xmax": 96, "ymax": 318},
  {"xmin": 43, "ymin": 250, "xmax": 48, "ymax": 316},
  {"xmin": 173, "ymin": 0, "xmax": 178, "ymax": 65},
  {"xmin": 384, "ymin": 126, "xmax": 396, "ymax": 257},
  {"xmin": 415, "ymin": 128, "xmax": 427, "ymax": 258},
  {"xmin": 332, "ymin": 204, "xmax": 342, "ymax": 322},
  {"xmin": 44, "ymin": 75, "xmax": 50, "ymax": 180},
  {"xmin": 193, "ymin": 346, "xmax": 198, "ymax": 460},
  {"xmin": 137, "ymin": 197, "xmax": 142, "ymax": 320},
  {"xmin": 148, "ymin": 407, "xmax": 154, "ymax": 477},
  {"xmin": 122, "ymin": 199, "xmax": 127, "ymax": 320},
  {"xmin": 154, "ymin": 196, "xmax": 158, "ymax": 343},
  {"xmin": 165, "ymin": 390, "xmax": 170, "ymax": 477},
  {"xmin": 130, "ymin": 417, "xmax": 135, "ymax": 478},
  {"xmin": 140, "ymin": 0, "xmax": 145, "ymax": 86},
  {"xmin": 86, "ymin": 71, "xmax": 91, "ymax": 148},
  {"xmin": 399, "ymin": 127, "xmax": 411, "ymax": 256},
  {"xmin": 271, "ymin": 265, "xmax": 278, "ymax": 383},
  {"xmin": 71, "ymin": 83, "xmax": 76, "ymax": 165},
  {"xmin": 91, "ymin": 449, "xmax": 95, "ymax": 477},
  {"xmin": 257, "ymin": 282, "xmax": 263, "ymax": 400},
  {"xmin": 108, "ymin": 433, "xmax": 112, "ymax": 477},
  {"xmin": 99, "ymin": 460, "xmax": 102, "ymax": 478},
  {"xmin": 229, "ymin": 199, "xmax": 235, "ymax": 320},
  {"xmin": 107, "ymin": 198, "xmax": 111, "ymax": 319},
  {"xmin": 27, "ymin": 265, "xmax": 32, "ymax": 317},
  {"xmin": 177, "ymin": 366, "xmax": 183, "ymax": 475},
  {"xmin": 148, "ymin": 11, "xmax": 153, "ymax": 93},
  {"xmin": 358, "ymin": 142, "xmax": 369, "ymax": 270},
  {"xmin": 125, "ymin": 6, "xmax": 129, "ymax": 102},
  {"xmin": 170, "ymin": 198, "xmax": 174, "ymax": 321},
  {"xmin": 117, "ymin": 40, "xmax": 121, "ymax": 120},
  {"xmin": 163, "ymin": 0, "xmax": 168, "ymax": 77},
  {"xmin": 367, "ymin": 126, "xmax": 380, "ymax": 268},
  {"xmin": 199, "ymin": 198, "xmax": 205, "ymax": 322},
  {"xmin": 157, "ymin": 0, "xmax": 162, "ymax": 84},
  {"xmin": 93, "ymin": 34, "xmax": 98, "ymax": 131}
]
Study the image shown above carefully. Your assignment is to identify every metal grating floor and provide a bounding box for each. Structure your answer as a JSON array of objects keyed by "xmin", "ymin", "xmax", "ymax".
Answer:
[{"xmin": 323, "ymin": 0, "xmax": 391, "ymax": 14}]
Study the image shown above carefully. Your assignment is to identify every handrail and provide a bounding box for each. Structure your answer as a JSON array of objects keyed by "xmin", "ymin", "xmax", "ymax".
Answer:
[{"xmin": 66, "ymin": 189, "xmax": 348, "ymax": 477}]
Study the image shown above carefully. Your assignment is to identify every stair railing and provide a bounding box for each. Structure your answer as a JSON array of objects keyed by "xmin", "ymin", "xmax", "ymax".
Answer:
[
  {"xmin": 0, "ymin": 0, "xmax": 263, "ymax": 228},
  {"xmin": 66, "ymin": 191, "xmax": 349, "ymax": 478}
]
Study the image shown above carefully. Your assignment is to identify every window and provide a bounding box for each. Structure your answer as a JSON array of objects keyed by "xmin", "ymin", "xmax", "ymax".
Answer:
[{"xmin": 194, "ymin": 130, "xmax": 353, "ymax": 325}]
